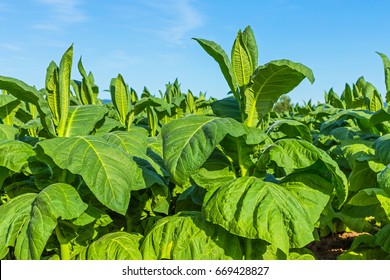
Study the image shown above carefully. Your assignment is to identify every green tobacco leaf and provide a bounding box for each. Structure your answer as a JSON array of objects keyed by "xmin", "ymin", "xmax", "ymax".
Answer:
[
  {"xmin": 258, "ymin": 139, "xmax": 348, "ymax": 207},
  {"xmin": 191, "ymin": 148, "xmax": 236, "ymax": 190},
  {"xmin": 245, "ymin": 59, "xmax": 314, "ymax": 127},
  {"xmin": 374, "ymin": 134, "xmax": 390, "ymax": 165},
  {"xmin": 280, "ymin": 179, "xmax": 331, "ymax": 225},
  {"xmin": 36, "ymin": 136, "xmax": 146, "ymax": 215},
  {"xmin": 377, "ymin": 165, "xmax": 390, "ymax": 197},
  {"xmin": 242, "ymin": 26, "xmax": 258, "ymax": 71},
  {"xmin": 211, "ymin": 96, "xmax": 242, "ymax": 122},
  {"xmin": 193, "ymin": 38, "xmax": 237, "ymax": 93},
  {"xmin": 377, "ymin": 52, "xmax": 390, "ymax": 96},
  {"xmin": 203, "ymin": 177, "xmax": 314, "ymax": 254},
  {"xmin": 0, "ymin": 94, "xmax": 21, "ymax": 125},
  {"xmin": 0, "ymin": 76, "xmax": 56, "ymax": 137},
  {"xmin": 77, "ymin": 57, "xmax": 95, "ymax": 105},
  {"xmin": 46, "ymin": 61, "xmax": 60, "ymax": 126},
  {"xmin": 0, "ymin": 140, "xmax": 35, "ymax": 173},
  {"xmin": 231, "ymin": 30, "xmax": 253, "ymax": 88},
  {"xmin": 348, "ymin": 188, "xmax": 390, "ymax": 219},
  {"xmin": 376, "ymin": 223, "xmax": 390, "ymax": 254},
  {"xmin": 266, "ymin": 119, "xmax": 312, "ymax": 142},
  {"xmin": 79, "ymin": 232, "xmax": 143, "ymax": 260},
  {"xmin": 140, "ymin": 211, "xmax": 242, "ymax": 260},
  {"xmin": 342, "ymin": 83, "xmax": 353, "ymax": 109},
  {"xmin": 342, "ymin": 144, "xmax": 377, "ymax": 191},
  {"xmin": 110, "ymin": 74, "xmax": 130, "ymax": 126},
  {"xmin": 0, "ymin": 124, "xmax": 18, "ymax": 140},
  {"xmin": 0, "ymin": 183, "xmax": 87, "ymax": 259},
  {"xmin": 370, "ymin": 90, "xmax": 383, "ymax": 112},
  {"xmin": 57, "ymin": 45, "xmax": 73, "ymax": 137},
  {"xmin": 63, "ymin": 105, "xmax": 108, "ymax": 136},
  {"xmin": 161, "ymin": 115, "xmax": 246, "ymax": 186},
  {"xmin": 320, "ymin": 109, "xmax": 373, "ymax": 135},
  {"xmin": 103, "ymin": 129, "xmax": 168, "ymax": 178}
]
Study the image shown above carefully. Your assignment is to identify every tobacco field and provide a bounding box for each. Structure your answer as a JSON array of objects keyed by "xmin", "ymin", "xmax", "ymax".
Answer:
[{"xmin": 1, "ymin": 26, "xmax": 390, "ymax": 260}]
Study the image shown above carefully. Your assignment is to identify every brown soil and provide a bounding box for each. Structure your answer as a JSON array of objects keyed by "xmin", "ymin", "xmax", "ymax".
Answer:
[{"xmin": 306, "ymin": 231, "xmax": 365, "ymax": 260}]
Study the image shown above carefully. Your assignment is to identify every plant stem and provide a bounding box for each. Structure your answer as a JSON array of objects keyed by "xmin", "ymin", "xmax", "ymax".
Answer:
[
  {"xmin": 55, "ymin": 224, "xmax": 70, "ymax": 260},
  {"xmin": 59, "ymin": 169, "xmax": 68, "ymax": 183},
  {"xmin": 245, "ymin": 239, "xmax": 252, "ymax": 260},
  {"xmin": 236, "ymin": 139, "xmax": 248, "ymax": 177}
]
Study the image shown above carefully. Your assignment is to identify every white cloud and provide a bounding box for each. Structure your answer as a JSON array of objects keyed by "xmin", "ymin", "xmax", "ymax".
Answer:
[
  {"xmin": 119, "ymin": 0, "xmax": 204, "ymax": 45},
  {"xmin": 33, "ymin": 0, "xmax": 87, "ymax": 30}
]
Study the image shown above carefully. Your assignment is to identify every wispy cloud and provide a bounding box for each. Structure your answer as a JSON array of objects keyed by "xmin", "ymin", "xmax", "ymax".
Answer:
[
  {"xmin": 147, "ymin": 0, "xmax": 204, "ymax": 44},
  {"xmin": 32, "ymin": 0, "xmax": 87, "ymax": 30},
  {"xmin": 115, "ymin": 0, "xmax": 204, "ymax": 45}
]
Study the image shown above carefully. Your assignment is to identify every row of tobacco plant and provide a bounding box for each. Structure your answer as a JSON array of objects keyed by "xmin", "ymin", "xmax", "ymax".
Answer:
[{"xmin": 1, "ymin": 26, "xmax": 390, "ymax": 260}]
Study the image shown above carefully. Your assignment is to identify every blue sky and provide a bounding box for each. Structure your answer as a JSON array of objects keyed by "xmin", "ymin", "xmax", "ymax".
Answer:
[{"xmin": 0, "ymin": 0, "xmax": 389, "ymax": 103}]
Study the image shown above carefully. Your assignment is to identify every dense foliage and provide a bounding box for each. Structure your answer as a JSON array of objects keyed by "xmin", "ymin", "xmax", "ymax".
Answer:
[{"xmin": 1, "ymin": 26, "xmax": 390, "ymax": 260}]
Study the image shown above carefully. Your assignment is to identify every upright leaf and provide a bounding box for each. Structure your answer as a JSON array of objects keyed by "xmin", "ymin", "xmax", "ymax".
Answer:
[
  {"xmin": 242, "ymin": 26, "xmax": 258, "ymax": 70},
  {"xmin": 45, "ymin": 61, "xmax": 60, "ymax": 126},
  {"xmin": 231, "ymin": 30, "xmax": 253, "ymax": 88},
  {"xmin": 245, "ymin": 59, "xmax": 315, "ymax": 127},
  {"xmin": 56, "ymin": 45, "xmax": 73, "ymax": 136},
  {"xmin": 110, "ymin": 74, "xmax": 130, "ymax": 126},
  {"xmin": 376, "ymin": 52, "xmax": 390, "ymax": 102}
]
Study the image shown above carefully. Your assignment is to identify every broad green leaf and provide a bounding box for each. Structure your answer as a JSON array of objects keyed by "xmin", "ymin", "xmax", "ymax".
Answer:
[
  {"xmin": 266, "ymin": 119, "xmax": 312, "ymax": 142},
  {"xmin": 348, "ymin": 188, "xmax": 390, "ymax": 219},
  {"xmin": 162, "ymin": 115, "xmax": 246, "ymax": 186},
  {"xmin": 280, "ymin": 179, "xmax": 331, "ymax": 225},
  {"xmin": 374, "ymin": 134, "xmax": 390, "ymax": 165},
  {"xmin": 211, "ymin": 96, "xmax": 242, "ymax": 122},
  {"xmin": 0, "ymin": 94, "xmax": 20, "ymax": 125},
  {"xmin": 378, "ymin": 164, "xmax": 390, "ymax": 197},
  {"xmin": 245, "ymin": 60, "xmax": 314, "ymax": 127},
  {"xmin": 376, "ymin": 223, "xmax": 390, "ymax": 254},
  {"xmin": 341, "ymin": 83, "xmax": 353, "ymax": 109},
  {"xmin": 342, "ymin": 143, "xmax": 378, "ymax": 191},
  {"xmin": 0, "ymin": 76, "xmax": 56, "ymax": 137},
  {"xmin": 140, "ymin": 211, "xmax": 242, "ymax": 260},
  {"xmin": 320, "ymin": 109, "xmax": 373, "ymax": 135},
  {"xmin": 370, "ymin": 90, "xmax": 383, "ymax": 112},
  {"xmin": 191, "ymin": 148, "xmax": 236, "ymax": 190},
  {"xmin": 242, "ymin": 26, "xmax": 258, "ymax": 70},
  {"xmin": 78, "ymin": 232, "xmax": 142, "ymax": 260},
  {"xmin": 57, "ymin": 45, "xmax": 73, "ymax": 137},
  {"xmin": 203, "ymin": 177, "xmax": 314, "ymax": 254},
  {"xmin": 258, "ymin": 139, "xmax": 348, "ymax": 207},
  {"xmin": 110, "ymin": 74, "xmax": 130, "ymax": 126},
  {"xmin": 0, "ymin": 140, "xmax": 35, "ymax": 173},
  {"xmin": 193, "ymin": 38, "xmax": 237, "ymax": 93},
  {"xmin": 231, "ymin": 30, "xmax": 252, "ymax": 88},
  {"xmin": 45, "ymin": 61, "xmax": 60, "ymax": 126},
  {"xmin": 63, "ymin": 105, "xmax": 108, "ymax": 136},
  {"xmin": 103, "ymin": 129, "xmax": 168, "ymax": 178},
  {"xmin": 36, "ymin": 136, "xmax": 146, "ymax": 215},
  {"xmin": 0, "ymin": 124, "xmax": 18, "ymax": 140},
  {"xmin": 0, "ymin": 183, "xmax": 87, "ymax": 259},
  {"xmin": 327, "ymin": 88, "xmax": 345, "ymax": 109}
]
